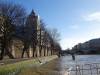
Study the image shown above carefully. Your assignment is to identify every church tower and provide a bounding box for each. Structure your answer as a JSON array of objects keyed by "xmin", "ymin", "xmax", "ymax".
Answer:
[
  {"xmin": 25, "ymin": 10, "xmax": 38, "ymax": 30},
  {"xmin": 25, "ymin": 10, "xmax": 41, "ymax": 57}
]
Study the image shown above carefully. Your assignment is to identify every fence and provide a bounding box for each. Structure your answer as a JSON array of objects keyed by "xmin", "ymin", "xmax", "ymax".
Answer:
[{"xmin": 67, "ymin": 63, "xmax": 100, "ymax": 75}]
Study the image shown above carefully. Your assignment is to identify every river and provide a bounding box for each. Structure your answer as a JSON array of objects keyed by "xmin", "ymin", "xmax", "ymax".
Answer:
[{"xmin": 20, "ymin": 55, "xmax": 100, "ymax": 75}]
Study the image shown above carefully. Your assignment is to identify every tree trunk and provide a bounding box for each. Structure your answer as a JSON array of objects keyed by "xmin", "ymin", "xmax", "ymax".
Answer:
[
  {"xmin": 21, "ymin": 47, "xmax": 29, "ymax": 58},
  {"xmin": 6, "ymin": 47, "xmax": 14, "ymax": 59},
  {"xmin": 0, "ymin": 46, "xmax": 4, "ymax": 60},
  {"xmin": 21, "ymin": 42, "xmax": 30, "ymax": 58}
]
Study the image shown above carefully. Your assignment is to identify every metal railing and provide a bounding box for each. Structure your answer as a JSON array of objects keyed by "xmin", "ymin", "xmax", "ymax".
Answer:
[{"xmin": 68, "ymin": 63, "xmax": 100, "ymax": 75}]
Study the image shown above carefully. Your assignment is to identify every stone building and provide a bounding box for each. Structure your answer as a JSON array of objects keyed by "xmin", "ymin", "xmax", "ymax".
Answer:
[{"xmin": 10, "ymin": 10, "xmax": 61, "ymax": 58}]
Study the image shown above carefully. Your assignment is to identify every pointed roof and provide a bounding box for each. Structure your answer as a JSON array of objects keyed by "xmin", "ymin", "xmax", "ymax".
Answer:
[{"xmin": 30, "ymin": 10, "xmax": 36, "ymax": 16}]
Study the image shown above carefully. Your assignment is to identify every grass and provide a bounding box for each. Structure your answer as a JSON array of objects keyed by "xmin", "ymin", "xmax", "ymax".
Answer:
[
  {"xmin": 0, "ymin": 59, "xmax": 40, "ymax": 75},
  {"xmin": 18, "ymin": 56, "xmax": 58, "ymax": 75},
  {"xmin": 0, "ymin": 55, "xmax": 57, "ymax": 75}
]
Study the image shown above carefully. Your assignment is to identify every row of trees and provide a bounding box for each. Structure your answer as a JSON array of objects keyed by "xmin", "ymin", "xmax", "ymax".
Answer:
[{"xmin": 0, "ymin": 2, "xmax": 61, "ymax": 60}]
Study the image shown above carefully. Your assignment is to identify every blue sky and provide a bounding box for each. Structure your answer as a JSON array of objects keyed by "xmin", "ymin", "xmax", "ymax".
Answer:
[{"xmin": 2, "ymin": 0, "xmax": 100, "ymax": 49}]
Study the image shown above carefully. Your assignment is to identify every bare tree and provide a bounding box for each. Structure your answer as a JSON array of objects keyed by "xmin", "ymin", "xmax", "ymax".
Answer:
[
  {"xmin": 0, "ymin": 2, "xmax": 26, "ymax": 26},
  {"xmin": 0, "ymin": 2, "xmax": 27, "ymax": 60},
  {"xmin": 47, "ymin": 28, "xmax": 60, "ymax": 43}
]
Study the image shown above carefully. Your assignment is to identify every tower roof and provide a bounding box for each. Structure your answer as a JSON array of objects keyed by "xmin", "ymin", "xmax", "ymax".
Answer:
[{"xmin": 30, "ymin": 10, "xmax": 36, "ymax": 16}]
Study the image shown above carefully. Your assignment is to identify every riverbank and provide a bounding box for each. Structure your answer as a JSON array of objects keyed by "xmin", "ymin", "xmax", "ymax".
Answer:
[
  {"xmin": 18, "ymin": 55, "xmax": 100, "ymax": 75},
  {"xmin": 18, "ymin": 57, "xmax": 60, "ymax": 75},
  {"xmin": 0, "ymin": 55, "xmax": 58, "ymax": 75}
]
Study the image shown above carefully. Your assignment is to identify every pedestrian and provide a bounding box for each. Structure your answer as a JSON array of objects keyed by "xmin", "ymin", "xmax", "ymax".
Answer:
[
  {"xmin": 57, "ymin": 51, "xmax": 61, "ymax": 58},
  {"xmin": 71, "ymin": 53, "xmax": 75, "ymax": 60}
]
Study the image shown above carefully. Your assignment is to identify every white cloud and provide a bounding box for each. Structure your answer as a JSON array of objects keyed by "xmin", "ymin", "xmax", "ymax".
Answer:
[
  {"xmin": 60, "ymin": 37, "xmax": 88, "ymax": 50},
  {"xmin": 83, "ymin": 12, "xmax": 100, "ymax": 22},
  {"xmin": 69, "ymin": 25, "xmax": 80, "ymax": 29},
  {"xmin": 89, "ymin": 30, "xmax": 100, "ymax": 38},
  {"xmin": 60, "ymin": 30, "xmax": 100, "ymax": 50}
]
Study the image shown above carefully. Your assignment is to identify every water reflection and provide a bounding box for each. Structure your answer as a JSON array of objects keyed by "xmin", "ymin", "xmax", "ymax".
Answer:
[
  {"xmin": 32, "ymin": 56, "xmax": 74, "ymax": 75},
  {"xmin": 31, "ymin": 55, "xmax": 100, "ymax": 75}
]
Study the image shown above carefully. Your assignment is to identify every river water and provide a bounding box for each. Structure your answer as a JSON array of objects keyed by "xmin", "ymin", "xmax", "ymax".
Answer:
[{"xmin": 25, "ymin": 55, "xmax": 100, "ymax": 75}]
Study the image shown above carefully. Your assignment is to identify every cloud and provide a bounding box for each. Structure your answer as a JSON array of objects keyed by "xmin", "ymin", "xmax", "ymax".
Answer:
[
  {"xmin": 89, "ymin": 30, "xmax": 100, "ymax": 38},
  {"xmin": 60, "ymin": 37, "xmax": 88, "ymax": 50},
  {"xmin": 69, "ymin": 25, "xmax": 80, "ymax": 29},
  {"xmin": 60, "ymin": 30, "xmax": 100, "ymax": 50},
  {"xmin": 83, "ymin": 12, "xmax": 100, "ymax": 22}
]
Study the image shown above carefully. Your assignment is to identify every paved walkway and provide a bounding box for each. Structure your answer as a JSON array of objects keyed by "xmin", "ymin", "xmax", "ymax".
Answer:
[{"xmin": 0, "ymin": 58, "xmax": 33, "ymax": 65}]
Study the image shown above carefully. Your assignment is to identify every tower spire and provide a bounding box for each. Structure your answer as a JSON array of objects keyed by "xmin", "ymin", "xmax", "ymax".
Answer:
[{"xmin": 30, "ymin": 9, "xmax": 36, "ymax": 16}]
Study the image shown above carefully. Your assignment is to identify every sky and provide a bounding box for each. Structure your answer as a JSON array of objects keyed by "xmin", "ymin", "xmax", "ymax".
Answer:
[{"xmin": 2, "ymin": 0, "xmax": 100, "ymax": 50}]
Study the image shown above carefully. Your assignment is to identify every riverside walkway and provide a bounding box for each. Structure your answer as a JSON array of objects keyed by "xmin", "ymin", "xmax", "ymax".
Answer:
[{"xmin": 19, "ymin": 55, "xmax": 100, "ymax": 75}]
